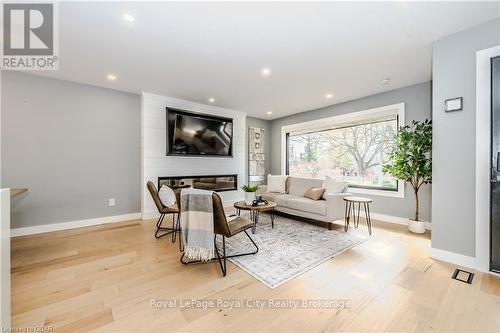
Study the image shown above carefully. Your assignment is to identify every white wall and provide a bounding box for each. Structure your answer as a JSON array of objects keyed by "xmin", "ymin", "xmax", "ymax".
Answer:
[{"xmin": 141, "ymin": 93, "xmax": 247, "ymax": 218}]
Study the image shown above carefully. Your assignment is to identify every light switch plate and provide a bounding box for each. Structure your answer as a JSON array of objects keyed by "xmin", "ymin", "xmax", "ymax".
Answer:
[{"xmin": 108, "ymin": 198, "xmax": 115, "ymax": 207}]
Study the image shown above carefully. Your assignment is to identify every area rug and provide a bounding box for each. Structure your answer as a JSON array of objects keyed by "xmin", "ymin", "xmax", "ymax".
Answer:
[{"xmin": 218, "ymin": 213, "xmax": 365, "ymax": 288}]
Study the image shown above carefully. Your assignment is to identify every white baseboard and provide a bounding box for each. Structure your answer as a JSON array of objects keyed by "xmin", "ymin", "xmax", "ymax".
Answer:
[
  {"xmin": 142, "ymin": 211, "xmax": 160, "ymax": 220},
  {"xmin": 429, "ymin": 247, "xmax": 477, "ymax": 270},
  {"xmin": 10, "ymin": 206, "xmax": 428, "ymax": 238},
  {"xmin": 11, "ymin": 212, "xmax": 142, "ymax": 237},
  {"xmin": 370, "ymin": 212, "xmax": 432, "ymax": 230}
]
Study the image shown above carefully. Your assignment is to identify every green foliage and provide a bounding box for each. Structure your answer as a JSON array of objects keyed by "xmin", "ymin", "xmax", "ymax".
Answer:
[
  {"xmin": 241, "ymin": 184, "xmax": 259, "ymax": 192},
  {"xmin": 301, "ymin": 135, "xmax": 318, "ymax": 162},
  {"xmin": 383, "ymin": 119, "xmax": 432, "ymax": 221}
]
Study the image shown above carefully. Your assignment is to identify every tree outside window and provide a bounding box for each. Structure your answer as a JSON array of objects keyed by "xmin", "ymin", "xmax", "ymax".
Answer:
[{"xmin": 287, "ymin": 117, "xmax": 398, "ymax": 190}]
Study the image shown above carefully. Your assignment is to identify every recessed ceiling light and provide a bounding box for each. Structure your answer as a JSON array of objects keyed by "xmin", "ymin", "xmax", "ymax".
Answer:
[
  {"xmin": 380, "ymin": 77, "xmax": 391, "ymax": 85},
  {"xmin": 261, "ymin": 68, "xmax": 271, "ymax": 77},
  {"xmin": 107, "ymin": 74, "xmax": 117, "ymax": 81},
  {"xmin": 325, "ymin": 93, "xmax": 333, "ymax": 99},
  {"xmin": 123, "ymin": 14, "xmax": 135, "ymax": 22},
  {"xmin": 208, "ymin": 98, "xmax": 215, "ymax": 103},
  {"xmin": 267, "ymin": 111, "xmax": 273, "ymax": 115}
]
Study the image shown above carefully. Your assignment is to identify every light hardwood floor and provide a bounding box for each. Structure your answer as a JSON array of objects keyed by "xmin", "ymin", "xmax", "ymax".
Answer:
[{"xmin": 10, "ymin": 214, "xmax": 500, "ymax": 333}]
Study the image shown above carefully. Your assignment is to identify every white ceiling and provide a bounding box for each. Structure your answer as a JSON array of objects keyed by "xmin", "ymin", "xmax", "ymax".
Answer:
[{"xmin": 33, "ymin": 1, "xmax": 499, "ymax": 119}]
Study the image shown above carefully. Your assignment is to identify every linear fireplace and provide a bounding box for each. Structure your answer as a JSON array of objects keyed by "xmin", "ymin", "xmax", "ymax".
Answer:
[{"xmin": 158, "ymin": 174, "xmax": 238, "ymax": 192}]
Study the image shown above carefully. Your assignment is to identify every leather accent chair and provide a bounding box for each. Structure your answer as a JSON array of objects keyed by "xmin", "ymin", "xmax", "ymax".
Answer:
[
  {"xmin": 147, "ymin": 181, "xmax": 181, "ymax": 242},
  {"xmin": 180, "ymin": 192, "xmax": 258, "ymax": 276}
]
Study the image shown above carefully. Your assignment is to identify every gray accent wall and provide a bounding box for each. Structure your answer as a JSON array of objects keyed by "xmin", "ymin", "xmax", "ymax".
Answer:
[
  {"xmin": 1, "ymin": 72, "xmax": 141, "ymax": 228},
  {"xmin": 432, "ymin": 19, "xmax": 500, "ymax": 257},
  {"xmin": 269, "ymin": 82, "xmax": 432, "ymax": 221},
  {"xmin": 246, "ymin": 116, "xmax": 271, "ymax": 182}
]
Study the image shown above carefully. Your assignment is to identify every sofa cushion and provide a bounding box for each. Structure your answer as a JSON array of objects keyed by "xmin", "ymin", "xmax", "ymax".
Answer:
[
  {"xmin": 261, "ymin": 192, "xmax": 280, "ymax": 202},
  {"xmin": 288, "ymin": 177, "xmax": 324, "ymax": 197},
  {"xmin": 262, "ymin": 192, "xmax": 302, "ymax": 207},
  {"xmin": 321, "ymin": 176, "xmax": 348, "ymax": 199},
  {"xmin": 304, "ymin": 187, "xmax": 326, "ymax": 200},
  {"xmin": 274, "ymin": 194, "xmax": 297, "ymax": 206},
  {"xmin": 260, "ymin": 192, "xmax": 294, "ymax": 206},
  {"xmin": 284, "ymin": 196, "xmax": 326, "ymax": 216},
  {"xmin": 267, "ymin": 175, "xmax": 288, "ymax": 193}
]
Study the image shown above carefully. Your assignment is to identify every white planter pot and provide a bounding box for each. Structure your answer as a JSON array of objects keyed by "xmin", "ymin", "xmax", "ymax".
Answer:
[
  {"xmin": 408, "ymin": 219, "xmax": 426, "ymax": 234},
  {"xmin": 245, "ymin": 192, "xmax": 256, "ymax": 205}
]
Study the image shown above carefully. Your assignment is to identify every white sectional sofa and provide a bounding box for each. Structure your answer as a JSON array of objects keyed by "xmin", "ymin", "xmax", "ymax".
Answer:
[{"xmin": 258, "ymin": 176, "xmax": 350, "ymax": 229}]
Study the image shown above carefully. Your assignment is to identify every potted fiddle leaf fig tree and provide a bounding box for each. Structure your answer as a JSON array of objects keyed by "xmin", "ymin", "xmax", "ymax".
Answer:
[
  {"xmin": 241, "ymin": 184, "xmax": 259, "ymax": 205},
  {"xmin": 383, "ymin": 119, "xmax": 432, "ymax": 234}
]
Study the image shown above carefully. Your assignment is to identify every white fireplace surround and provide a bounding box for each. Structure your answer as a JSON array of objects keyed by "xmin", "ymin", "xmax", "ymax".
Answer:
[{"xmin": 141, "ymin": 93, "xmax": 247, "ymax": 219}]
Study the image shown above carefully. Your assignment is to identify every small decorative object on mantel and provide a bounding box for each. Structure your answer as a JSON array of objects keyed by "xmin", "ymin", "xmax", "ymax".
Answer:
[
  {"xmin": 444, "ymin": 97, "xmax": 463, "ymax": 112},
  {"xmin": 241, "ymin": 184, "xmax": 259, "ymax": 205}
]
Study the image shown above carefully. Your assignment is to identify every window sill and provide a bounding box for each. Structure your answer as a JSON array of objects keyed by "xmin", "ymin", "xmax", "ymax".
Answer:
[{"xmin": 349, "ymin": 186, "xmax": 404, "ymax": 199}]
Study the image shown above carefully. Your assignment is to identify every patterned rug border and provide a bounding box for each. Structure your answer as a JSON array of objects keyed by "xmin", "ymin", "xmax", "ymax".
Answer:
[{"xmin": 227, "ymin": 227, "xmax": 366, "ymax": 289}]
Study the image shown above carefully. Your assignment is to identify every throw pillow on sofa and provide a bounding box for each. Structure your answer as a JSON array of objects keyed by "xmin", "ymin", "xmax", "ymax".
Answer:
[
  {"xmin": 158, "ymin": 185, "xmax": 177, "ymax": 208},
  {"xmin": 321, "ymin": 176, "xmax": 348, "ymax": 199},
  {"xmin": 304, "ymin": 187, "xmax": 326, "ymax": 200},
  {"xmin": 267, "ymin": 175, "xmax": 288, "ymax": 193}
]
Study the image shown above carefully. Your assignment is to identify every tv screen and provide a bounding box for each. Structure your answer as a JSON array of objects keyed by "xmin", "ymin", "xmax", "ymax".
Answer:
[{"xmin": 166, "ymin": 108, "xmax": 233, "ymax": 156}]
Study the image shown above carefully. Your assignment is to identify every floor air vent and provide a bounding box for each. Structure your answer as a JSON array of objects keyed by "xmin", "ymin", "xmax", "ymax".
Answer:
[{"xmin": 452, "ymin": 268, "xmax": 474, "ymax": 284}]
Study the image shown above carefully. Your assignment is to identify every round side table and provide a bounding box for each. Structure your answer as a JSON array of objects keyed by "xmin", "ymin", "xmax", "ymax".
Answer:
[
  {"xmin": 234, "ymin": 201, "xmax": 277, "ymax": 234},
  {"xmin": 343, "ymin": 196, "xmax": 373, "ymax": 235}
]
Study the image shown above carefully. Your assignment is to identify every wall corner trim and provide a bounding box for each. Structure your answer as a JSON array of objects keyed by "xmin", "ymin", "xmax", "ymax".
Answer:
[{"xmin": 10, "ymin": 212, "xmax": 142, "ymax": 237}]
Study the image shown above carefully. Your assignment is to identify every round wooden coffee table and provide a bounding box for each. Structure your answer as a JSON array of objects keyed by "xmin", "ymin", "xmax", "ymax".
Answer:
[
  {"xmin": 343, "ymin": 196, "xmax": 373, "ymax": 235},
  {"xmin": 234, "ymin": 201, "xmax": 277, "ymax": 234}
]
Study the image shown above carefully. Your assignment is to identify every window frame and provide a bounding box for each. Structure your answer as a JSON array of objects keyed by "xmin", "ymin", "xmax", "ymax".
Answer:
[{"xmin": 281, "ymin": 103, "xmax": 405, "ymax": 199}]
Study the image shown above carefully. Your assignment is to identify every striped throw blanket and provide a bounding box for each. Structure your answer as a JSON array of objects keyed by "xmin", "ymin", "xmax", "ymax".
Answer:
[{"xmin": 180, "ymin": 188, "xmax": 215, "ymax": 261}]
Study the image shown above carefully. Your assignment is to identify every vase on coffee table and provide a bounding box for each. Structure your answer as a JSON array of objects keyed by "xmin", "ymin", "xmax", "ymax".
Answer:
[
  {"xmin": 241, "ymin": 184, "xmax": 259, "ymax": 205},
  {"xmin": 245, "ymin": 192, "xmax": 256, "ymax": 205}
]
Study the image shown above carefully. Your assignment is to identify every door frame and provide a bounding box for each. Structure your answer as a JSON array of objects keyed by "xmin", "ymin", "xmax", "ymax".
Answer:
[{"xmin": 476, "ymin": 45, "xmax": 500, "ymax": 273}]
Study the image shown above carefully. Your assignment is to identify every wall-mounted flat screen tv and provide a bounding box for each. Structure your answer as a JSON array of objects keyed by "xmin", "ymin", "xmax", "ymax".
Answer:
[{"xmin": 166, "ymin": 108, "xmax": 233, "ymax": 157}]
